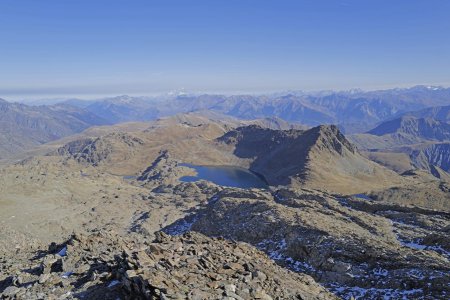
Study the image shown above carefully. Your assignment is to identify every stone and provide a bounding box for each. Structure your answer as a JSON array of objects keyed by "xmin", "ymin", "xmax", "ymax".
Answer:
[
  {"xmin": 38, "ymin": 273, "xmax": 51, "ymax": 284},
  {"xmin": 224, "ymin": 292, "xmax": 245, "ymax": 300},
  {"xmin": 12, "ymin": 274, "xmax": 23, "ymax": 286},
  {"xmin": 224, "ymin": 262, "xmax": 243, "ymax": 271},
  {"xmin": 223, "ymin": 284, "xmax": 236, "ymax": 293},
  {"xmin": 252, "ymin": 270, "xmax": 267, "ymax": 282},
  {"xmin": 41, "ymin": 256, "xmax": 58, "ymax": 274},
  {"xmin": 2, "ymin": 286, "xmax": 20, "ymax": 297}
]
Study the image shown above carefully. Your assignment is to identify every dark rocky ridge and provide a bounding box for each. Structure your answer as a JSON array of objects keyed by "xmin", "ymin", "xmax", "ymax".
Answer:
[{"xmin": 218, "ymin": 125, "xmax": 401, "ymax": 193}]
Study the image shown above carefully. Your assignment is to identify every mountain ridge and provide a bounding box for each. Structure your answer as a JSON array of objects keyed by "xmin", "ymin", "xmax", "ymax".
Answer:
[
  {"xmin": 0, "ymin": 100, "xmax": 109, "ymax": 159},
  {"xmin": 218, "ymin": 124, "xmax": 402, "ymax": 193}
]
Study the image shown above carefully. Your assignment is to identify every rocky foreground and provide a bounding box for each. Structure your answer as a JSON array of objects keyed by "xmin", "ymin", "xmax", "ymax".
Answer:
[
  {"xmin": 2, "ymin": 183, "xmax": 449, "ymax": 299},
  {"xmin": 0, "ymin": 230, "xmax": 334, "ymax": 299}
]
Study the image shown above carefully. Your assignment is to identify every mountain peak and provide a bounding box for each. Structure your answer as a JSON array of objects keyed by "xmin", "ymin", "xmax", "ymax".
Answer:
[
  {"xmin": 310, "ymin": 124, "xmax": 339, "ymax": 134},
  {"xmin": 409, "ymin": 85, "xmax": 444, "ymax": 91},
  {"xmin": 308, "ymin": 124, "xmax": 356, "ymax": 155}
]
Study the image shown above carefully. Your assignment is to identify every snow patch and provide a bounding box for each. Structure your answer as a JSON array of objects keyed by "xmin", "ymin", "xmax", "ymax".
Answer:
[
  {"xmin": 61, "ymin": 271, "xmax": 73, "ymax": 279},
  {"xmin": 257, "ymin": 239, "xmax": 315, "ymax": 273},
  {"xmin": 398, "ymin": 238, "xmax": 450, "ymax": 258},
  {"xmin": 164, "ymin": 214, "xmax": 200, "ymax": 236},
  {"xmin": 373, "ymin": 267, "xmax": 388, "ymax": 277},
  {"xmin": 107, "ymin": 280, "xmax": 120, "ymax": 288},
  {"xmin": 330, "ymin": 285, "xmax": 424, "ymax": 300},
  {"xmin": 57, "ymin": 246, "xmax": 67, "ymax": 257}
]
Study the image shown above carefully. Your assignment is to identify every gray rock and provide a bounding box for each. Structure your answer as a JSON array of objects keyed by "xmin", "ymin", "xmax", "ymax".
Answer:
[{"xmin": 2, "ymin": 286, "xmax": 20, "ymax": 297}]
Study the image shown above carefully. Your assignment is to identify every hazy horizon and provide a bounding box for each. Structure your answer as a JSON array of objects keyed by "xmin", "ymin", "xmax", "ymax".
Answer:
[
  {"xmin": 1, "ymin": 83, "xmax": 449, "ymax": 103},
  {"xmin": 1, "ymin": 0, "xmax": 449, "ymax": 100}
]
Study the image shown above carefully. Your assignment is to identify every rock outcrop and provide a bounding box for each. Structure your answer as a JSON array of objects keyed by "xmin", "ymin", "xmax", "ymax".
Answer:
[{"xmin": 57, "ymin": 133, "xmax": 145, "ymax": 166}]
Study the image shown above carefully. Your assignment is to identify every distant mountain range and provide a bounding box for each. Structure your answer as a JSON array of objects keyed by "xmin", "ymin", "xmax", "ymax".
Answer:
[
  {"xmin": 74, "ymin": 86, "xmax": 450, "ymax": 133},
  {"xmin": 14, "ymin": 85, "xmax": 450, "ymax": 129},
  {"xmin": 1, "ymin": 85, "xmax": 450, "ymax": 160}
]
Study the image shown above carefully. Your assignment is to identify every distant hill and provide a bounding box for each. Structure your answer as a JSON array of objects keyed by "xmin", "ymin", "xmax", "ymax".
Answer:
[
  {"xmin": 363, "ymin": 142, "xmax": 450, "ymax": 176},
  {"xmin": 402, "ymin": 104, "xmax": 450, "ymax": 123},
  {"xmin": 349, "ymin": 114, "xmax": 450, "ymax": 178},
  {"xmin": 368, "ymin": 116, "xmax": 450, "ymax": 141},
  {"xmin": 0, "ymin": 99, "xmax": 109, "ymax": 159}
]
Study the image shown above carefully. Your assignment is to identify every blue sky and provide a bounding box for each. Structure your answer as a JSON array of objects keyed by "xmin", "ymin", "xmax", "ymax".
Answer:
[{"xmin": 0, "ymin": 0, "xmax": 449, "ymax": 99}]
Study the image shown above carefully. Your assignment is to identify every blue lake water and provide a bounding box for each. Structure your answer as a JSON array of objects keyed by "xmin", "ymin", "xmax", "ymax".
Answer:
[
  {"xmin": 180, "ymin": 164, "xmax": 267, "ymax": 189},
  {"xmin": 352, "ymin": 194, "xmax": 372, "ymax": 200}
]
